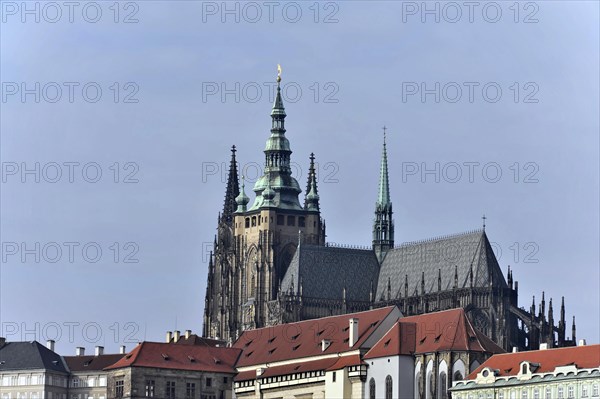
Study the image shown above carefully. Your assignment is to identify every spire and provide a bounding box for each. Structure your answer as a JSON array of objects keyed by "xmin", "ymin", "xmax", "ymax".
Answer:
[
  {"xmin": 222, "ymin": 145, "xmax": 240, "ymax": 224},
  {"xmin": 560, "ymin": 296, "xmax": 566, "ymax": 323},
  {"xmin": 377, "ymin": 126, "xmax": 391, "ymax": 207},
  {"xmin": 235, "ymin": 176, "xmax": 250, "ymax": 213},
  {"xmin": 249, "ymin": 65, "xmax": 303, "ymax": 212},
  {"xmin": 572, "ymin": 316, "xmax": 576, "ymax": 343},
  {"xmin": 305, "ymin": 153, "xmax": 320, "ymax": 210},
  {"xmin": 373, "ymin": 126, "xmax": 394, "ymax": 260}
]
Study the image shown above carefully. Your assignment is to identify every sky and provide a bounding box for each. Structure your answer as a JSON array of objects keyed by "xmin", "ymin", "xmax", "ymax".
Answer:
[{"xmin": 0, "ymin": 1, "xmax": 598, "ymax": 355}]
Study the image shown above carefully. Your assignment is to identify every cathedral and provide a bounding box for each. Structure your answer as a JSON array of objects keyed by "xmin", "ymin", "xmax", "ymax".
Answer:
[{"xmin": 202, "ymin": 72, "xmax": 576, "ymax": 352}]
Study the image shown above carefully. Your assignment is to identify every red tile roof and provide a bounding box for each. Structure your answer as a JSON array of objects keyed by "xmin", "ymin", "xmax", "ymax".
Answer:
[
  {"xmin": 365, "ymin": 308, "xmax": 503, "ymax": 359},
  {"xmin": 64, "ymin": 354, "xmax": 125, "ymax": 371},
  {"xmin": 364, "ymin": 321, "xmax": 416, "ymax": 359},
  {"xmin": 466, "ymin": 344, "xmax": 600, "ymax": 379},
  {"xmin": 233, "ymin": 306, "xmax": 398, "ymax": 367},
  {"xmin": 169, "ymin": 334, "xmax": 226, "ymax": 347},
  {"xmin": 234, "ymin": 355, "xmax": 363, "ymax": 382},
  {"xmin": 104, "ymin": 342, "xmax": 241, "ymax": 373}
]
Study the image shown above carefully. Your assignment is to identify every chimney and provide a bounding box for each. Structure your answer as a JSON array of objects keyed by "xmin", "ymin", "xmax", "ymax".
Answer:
[
  {"xmin": 349, "ymin": 318, "xmax": 359, "ymax": 347},
  {"xmin": 46, "ymin": 340, "xmax": 55, "ymax": 351},
  {"xmin": 119, "ymin": 345, "xmax": 126, "ymax": 354},
  {"xmin": 321, "ymin": 339, "xmax": 331, "ymax": 352},
  {"xmin": 173, "ymin": 330, "xmax": 181, "ymax": 343},
  {"xmin": 539, "ymin": 343, "xmax": 548, "ymax": 350},
  {"xmin": 185, "ymin": 330, "xmax": 192, "ymax": 339},
  {"xmin": 95, "ymin": 346, "xmax": 104, "ymax": 356},
  {"xmin": 578, "ymin": 339, "xmax": 587, "ymax": 347},
  {"xmin": 166, "ymin": 331, "xmax": 172, "ymax": 343},
  {"xmin": 512, "ymin": 347, "xmax": 518, "ymax": 353},
  {"xmin": 76, "ymin": 347, "xmax": 85, "ymax": 356}
]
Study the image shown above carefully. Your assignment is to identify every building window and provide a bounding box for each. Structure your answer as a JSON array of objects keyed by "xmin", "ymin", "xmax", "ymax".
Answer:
[
  {"xmin": 385, "ymin": 375, "xmax": 393, "ymax": 399},
  {"xmin": 245, "ymin": 218, "xmax": 250, "ymax": 228},
  {"xmin": 439, "ymin": 371, "xmax": 447, "ymax": 399},
  {"xmin": 145, "ymin": 380, "xmax": 155, "ymax": 397},
  {"xmin": 499, "ymin": 392, "xmax": 504, "ymax": 399},
  {"xmin": 558, "ymin": 386, "xmax": 564, "ymax": 399},
  {"xmin": 166, "ymin": 381, "xmax": 176, "ymax": 399},
  {"xmin": 583, "ymin": 385, "xmax": 589, "ymax": 397},
  {"xmin": 545, "ymin": 387, "xmax": 552, "ymax": 399},
  {"xmin": 454, "ymin": 371, "xmax": 463, "ymax": 381},
  {"xmin": 115, "ymin": 380, "xmax": 124, "ymax": 398},
  {"xmin": 206, "ymin": 377, "xmax": 212, "ymax": 388},
  {"xmin": 186, "ymin": 382, "xmax": 196, "ymax": 399},
  {"xmin": 223, "ymin": 377, "xmax": 228, "ymax": 384},
  {"xmin": 72, "ymin": 378, "xmax": 79, "ymax": 388},
  {"xmin": 277, "ymin": 215, "xmax": 284, "ymax": 225},
  {"xmin": 332, "ymin": 372, "xmax": 336, "ymax": 382},
  {"xmin": 369, "ymin": 378, "xmax": 376, "ymax": 399},
  {"xmin": 534, "ymin": 388, "xmax": 539, "ymax": 399},
  {"xmin": 522, "ymin": 389, "xmax": 528, "ymax": 399},
  {"xmin": 251, "ymin": 216, "xmax": 257, "ymax": 227},
  {"xmin": 299, "ymin": 217, "xmax": 305, "ymax": 227},
  {"xmin": 593, "ymin": 384, "xmax": 599, "ymax": 397},
  {"xmin": 521, "ymin": 364, "xmax": 528, "ymax": 374},
  {"xmin": 287, "ymin": 216, "xmax": 295, "ymax": 226},
  {"xmin": 568, "ymin": 385, "xmax": 574, "ymax": 398}
]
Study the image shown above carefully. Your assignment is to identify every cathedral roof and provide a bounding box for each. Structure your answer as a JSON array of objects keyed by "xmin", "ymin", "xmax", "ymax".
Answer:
[
  {"xmin": 281, "ymin": 244, "xmax": 380, "ymax": 302},
  {"xmin": 376, "ymin": 229, "xmax": 506, "ymax": 301}
]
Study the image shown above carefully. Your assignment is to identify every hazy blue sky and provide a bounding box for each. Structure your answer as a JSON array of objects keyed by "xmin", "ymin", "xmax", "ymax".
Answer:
[{"xmin": 1, "ymin": 1, "xmax": 598, "ymax": 354}]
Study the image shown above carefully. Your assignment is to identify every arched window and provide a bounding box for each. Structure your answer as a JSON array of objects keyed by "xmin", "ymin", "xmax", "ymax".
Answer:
[
  {"xmin": 250, "ymin": 274, "xmax": 255, "ymax": 298},
  {"xmin": 385, "ymin": 375, "xmax": 393, "ymax": 399},
  {"xmin": 369, "ymin": 378, "xmax": 376, "ymax": 399},
  {"xmin": 453, "ymin": 371, "xmax": 463, "ymax": 382},
  {"xmin": 439, "ymin": 372, "xmax": 447, "ymax": 399}
]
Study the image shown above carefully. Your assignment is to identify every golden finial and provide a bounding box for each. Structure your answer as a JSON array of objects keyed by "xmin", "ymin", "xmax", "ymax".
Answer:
[{"xmin": 277, "ymin": 64, "xmax": 282, "ymax": 83}]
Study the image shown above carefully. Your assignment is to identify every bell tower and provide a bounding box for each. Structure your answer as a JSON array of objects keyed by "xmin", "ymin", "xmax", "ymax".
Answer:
[{"xmin": 204, "ymin": 67, "xmax": 325, "ymax": 341}]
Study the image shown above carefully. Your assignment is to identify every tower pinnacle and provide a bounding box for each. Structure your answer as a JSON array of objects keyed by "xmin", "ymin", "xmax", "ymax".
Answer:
[
  {"xmin": 222, "ymin": 145, "xmax": 240, "ymax": 224},
  {"xmin": 373, "ymin": 127, "xmax": 394, "ymax": 262}
]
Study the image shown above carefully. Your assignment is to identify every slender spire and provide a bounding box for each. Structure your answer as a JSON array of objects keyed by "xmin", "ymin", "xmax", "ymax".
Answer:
[
  {"xmin": 572, "ymin": 316, "xmax": 576, "ymax": 343},
  {"xmin": 271, "ymin": 64, "xmax": 286, "ymax": 129},
  {"xmin": 305, "ymin": 153, "xmax": 320, "ymax": 211},
  {"xmin": 377, "ymin": 126, "xmax": 391, "ymax": 207},
  {"xmin": 222, "ymin": 145, "xmax": 240, "ymax": 224},
  {"xmin": 373, "ymin": 126, "xmax": 394, "ymax": 260}
]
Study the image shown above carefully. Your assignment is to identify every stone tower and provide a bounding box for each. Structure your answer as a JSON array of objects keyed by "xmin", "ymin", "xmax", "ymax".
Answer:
[
  {"xmin": 373, "ymin": 129, "xmax": 394, "ymax": 262},
  {"xmin": 203, "ymin": 72, "xmax": 326, "ymax": 342}
]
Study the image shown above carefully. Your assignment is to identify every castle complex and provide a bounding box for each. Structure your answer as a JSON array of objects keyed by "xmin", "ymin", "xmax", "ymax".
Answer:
[{"xmin": 202, "ymin": 72, "xmax": 576, "ymax": 352}]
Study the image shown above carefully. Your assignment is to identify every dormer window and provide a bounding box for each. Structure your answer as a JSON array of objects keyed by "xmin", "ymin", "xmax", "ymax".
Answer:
[{"xmin": 522, "ymin": 363, "xmax": 528, "ymax": 374}]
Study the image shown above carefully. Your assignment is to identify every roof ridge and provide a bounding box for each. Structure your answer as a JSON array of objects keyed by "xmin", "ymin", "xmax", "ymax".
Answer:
[
  {"xmin": 397, "ymin": 229, "xmax": 484, "ymax": 247},
  {"xmin": 324, "ymin": 242, "xmax": 373, "ymax": 251}
]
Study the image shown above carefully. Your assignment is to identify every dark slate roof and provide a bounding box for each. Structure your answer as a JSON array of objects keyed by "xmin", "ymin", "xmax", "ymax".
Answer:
[
  {"xmin": 376, "ymin": 230, "xmax": 506, "ymax": 301},
  {"xmin": 0, "ymin": 341, "xmax": 69, "ymax": 373},
  {"xmin": 281, "ymin": 244, "xmax": 379, "ymax": 302},
  {"xmin": 64, "ymin": 354, "xmax": 125, "ymax": 372}
]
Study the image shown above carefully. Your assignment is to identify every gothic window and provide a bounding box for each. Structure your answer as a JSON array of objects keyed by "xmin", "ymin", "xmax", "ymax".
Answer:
[
  {"xmin": 439, "ymin": 372, "xmax": 447, "ymax": 399},
  {"xmin": 369, "ymin": 378, "xmax": 375, "ymax": 399},
  {"xmin": 245, "ymin": 218, "xmax": 250, "ymax": 228},
  {"xmin": 453, "ymin": 371, "xmax": 463, "ymax": 381},
  {"xmin": 252, "ymin": 216, "xmax": 257, "ymax": 227},
  {"xmin": 250, "ymin": 275, "xmax": 256, "ymax": 298},
  {"xmin": 385, "ymin": 375, "xmax": 392, "ymax": 399}
]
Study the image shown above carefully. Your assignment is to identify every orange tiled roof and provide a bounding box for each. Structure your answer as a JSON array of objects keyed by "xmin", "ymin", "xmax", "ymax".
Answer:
[
  {"xmin": 104, "ymin": 342, "xmax": 241, "ymax": 373},
  {"xmin": 233, "ymin": 306, "xmax": 398, "ymax": 367},
  {"xmin": 466, "ymin": 344, "xmax": 600, "ymax": 379},
  {"xmin": 365, "ymin": 308, "xmax": 504, "ymax": 359}
]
